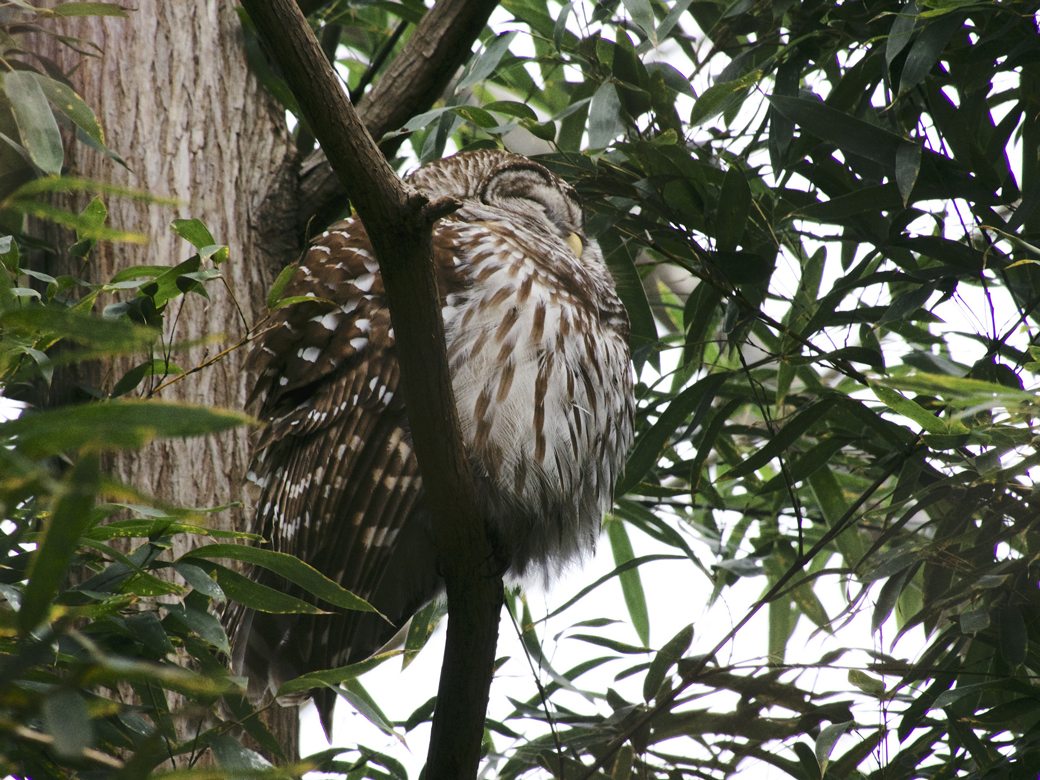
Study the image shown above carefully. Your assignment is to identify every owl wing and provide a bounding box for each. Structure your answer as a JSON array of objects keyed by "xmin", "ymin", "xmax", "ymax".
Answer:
[{"xmin": 240, "ymin": 218, "xmax": 465, "ymax": 689}]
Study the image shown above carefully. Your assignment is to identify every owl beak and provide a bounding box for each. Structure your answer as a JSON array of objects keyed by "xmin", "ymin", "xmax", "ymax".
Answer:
[{"xmin": 565, "ymin": 232, "xmax": 584, "ymax": 259}]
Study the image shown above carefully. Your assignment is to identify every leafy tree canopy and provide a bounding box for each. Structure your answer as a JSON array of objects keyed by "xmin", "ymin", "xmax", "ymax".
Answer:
[{"xmin": 1, "ymin": 0, "xmax": 1039, "ymax": 776}]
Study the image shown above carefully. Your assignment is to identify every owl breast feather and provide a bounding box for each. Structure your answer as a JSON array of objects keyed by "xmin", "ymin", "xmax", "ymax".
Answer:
[{"xmin": 440, "ymin": 217, "xmax": 634, "ymax": 578}]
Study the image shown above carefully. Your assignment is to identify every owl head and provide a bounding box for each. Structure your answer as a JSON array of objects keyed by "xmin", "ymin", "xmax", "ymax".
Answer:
[{"xmin": 409, "ymin": 150, "xmax": 591, "ymax": 261}]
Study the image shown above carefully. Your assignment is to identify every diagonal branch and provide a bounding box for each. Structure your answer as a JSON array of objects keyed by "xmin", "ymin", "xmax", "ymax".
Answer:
[
  {"xmin": 240, "ymin": 2, "xmax": 503, "ymax": 778},
  {"xmin": 296, "ymin": 0, "xmax": 501, "ymax": 236}
]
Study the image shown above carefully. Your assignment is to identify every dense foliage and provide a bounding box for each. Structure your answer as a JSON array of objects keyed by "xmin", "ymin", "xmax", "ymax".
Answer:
[{"xmin": 2, "ymin": 0, "xmax": 1039, "ymax": 777}]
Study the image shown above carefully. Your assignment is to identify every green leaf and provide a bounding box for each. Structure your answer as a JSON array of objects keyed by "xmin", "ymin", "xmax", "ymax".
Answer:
[
  {"xmin": 402, "ymin": 598, "xmax": 447, "ymax": 668},
  {"xmin": 87, "ymin": 515, "xmax": 258, "ymax": 541},
  {"xmin": 3, "ymin": 197, "xmax": 146, "ymax": 242},
  {"xmin": 997, "ymin": 606, "xmax": 1026, "ymax": 667},
  {"xmin": 768, "ymin": 597, "xmax": 794, "ymax": 663},
  {"xmin": 0, "ymin": 306, "xmax": 157, "ymax": 354},
  {"xmin": 170, "ymin": 218, "xmax": 216, "ymax": 249},
  {"xmin": 870, "ymin": 382, "xmax": 969, "ymax": 435},
  {"xmin": 208, "ymin": 562, "xmax": 327, "ymax": 614},
  {"xmin": 606, "ymin": 516, "xmax": 649, "ymax": 646},
  {"xmin": 331, "ymin": 678, "xmax": 400, "ymax": 738},
  {"xmin": 621, "ymin": 0, "xmax": 656, "ymax": 42},
  {"xmin": 42, "ymin": 689, "xmax": 93, "ymax": 759},
  {"xmin": 175, "ymin": 561, "xmax": 226, "ymax": 601},
  {"xmin": 619, "ymin": 372, "xmax": 729, "ymax": 495},
  {"xmin": 722, "ymin": 398, "xmax": 837, "ymax": 481},
  {"xmin": 32, "ymin": 72, "xmax": 106, "ymax": 149},
  {"xmin": 20, "ymin": 454, "xmax": 100, "ymax": 633},
  {"xmin": 181, "ymin": 543, "xmax": 379, "ymax": 614},
  {"xmin": 715, "ymin": 166, "xmax": 751, "ymax": 252},
  {"xmin": 0, "ymin": 233, "xmax": 20, "ymax": 271},
  {"xmin": 588, "ymin": 82, "xmax": 623, "ymax": 149},
  {"xmin": 4, "ymin": 174, "xmax": 174, "ymax": 203},
  {"xmin": 3, "ymin": 70, "xmax": 63, "ymax": 175},
  {"xmin": 68, "ymin": 195, "xmax": 107, "ymax": 256},
  {"xmin": 886, "ymin": 1, "xmax": 919, "ymax": 67},
  {"xmin": 600, "ymin": 234, "xmax": 656, "ymax": 371},
  {"xmin": 0, "ymin": 400, "xmax": 250, "ymax": 458},
  {"xmin": 848, "ymin": 669, "xmax": 886, "ymax": 698},
  {"xmin": 110, "ymin": 358, "xmax": 182, "ymax": 397},
  {"xmin": 895, "ymin": 142, "xmax": 921, "ymax": 205},
  {"xmin": 642, "ymin": 624, "xmax": 692, "ymax": 702},
  {"xmin": 484, "ymin": 100, "xmax": 538, "ymax": 122},
  {"xmin": 277, "ymin": 651, "xmax": 398, "ymax": 697},
  {"xmin": 897, "ymin": 13, "xmax": 961, "ymax": 95},
  {"xmin": 164, "ymin": 598, "xmax": 230, "ymax": 654},
  {"xmin": 208, "ymin": 734, "xmax": 273, "ymax": 770},
  {"xmin": 807, "ymin": 464, "xmax": 866, "ymax": 565},
  {"xmin": 458, "ymin": 32, "xmax": 517, "ymax": 90},
  {"xmin": 690, "ymin": 71, "xmax": 758, "ymax": 126},
  {"xmin": 51, "ymin": 2, "xmax": 129, "ymax": 17}
]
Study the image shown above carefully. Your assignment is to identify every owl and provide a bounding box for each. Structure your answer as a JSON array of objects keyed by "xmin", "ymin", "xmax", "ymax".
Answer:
[{"xmin": 231, "ymin": 149, "xmax": 634, "ymax": 730}]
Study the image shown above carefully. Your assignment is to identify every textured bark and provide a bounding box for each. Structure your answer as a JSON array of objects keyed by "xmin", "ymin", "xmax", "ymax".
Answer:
[{"xmin": 36, "ymin": 1, "xmax": 301, "ymax": 763}]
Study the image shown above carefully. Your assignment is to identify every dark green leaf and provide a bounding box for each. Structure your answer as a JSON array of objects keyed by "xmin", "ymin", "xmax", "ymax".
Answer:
[
  {"xmin": 606, "ymin": 517, "xmax": 649, "ymax": 646},
  {"xmin": 42, "ymin": 689, "xmax": 93, "ymax": 759},
  {"xmin": 997, "ymin": 606, "xmax": 1026, "ymax": 667},
  {"xmin": 690, "ymin": 71, "xmax": 758, "ymax": 126},
  {"xmin": 897, "ymin": 13, "xmax": 961, "ymax": 95},
  {"xmin": 619, "ymin": 372, "xmax": 729, "ymax": 496},
  {"xmin": 181, "ymin": 543, "xmax": 378, "ymax": 614},
  {"xmin": 210, "ymin": 562, "xmax": 327, "ymax": 614},
  {"xmin": 715, "ymin": 167, "xmax": 751, "ymax": 252},
  {"xmin": 19, "ymin": 454, "xmax": 99, "ymax": 633},
  {"xmin": 722, "ymin": 398, "xmax": 837, "ymax": 481},
  {"xmin": 642, "ymin": 624, "xmax": 692, "ymax": 702},
  {"xmin": 895, "ymin": 142, "xmax": 922, "ymax": 205}
]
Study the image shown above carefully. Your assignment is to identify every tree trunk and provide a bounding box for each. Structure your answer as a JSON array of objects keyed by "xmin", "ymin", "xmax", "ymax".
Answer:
[{"xmin": 36, "ymin": 1, "xmax": 302, "ymax": 761}]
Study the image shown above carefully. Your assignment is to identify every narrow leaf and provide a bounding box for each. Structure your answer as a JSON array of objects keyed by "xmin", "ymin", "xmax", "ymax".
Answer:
[
  {"xmin": 42, "ymin": 689, "xmax": 93, "ymax": 759},
  {"xmin": 588, "ymin": 82, "xmax": 623, "ymax": 149},
  {"xmin": 3, "ymin": 70, "xmax": 63, "ymax": 174},
  {"xmin": 182, "ymin": 543, "xmax": 378, "ymax": 614},
  {"xmin": 606, "ymin": 517, "xmax": 649, "ymax": 646},
  {"xmin": 20, "ymin": 454, "xmax": 100, "ymax": 633},
  {"xmin": 642, "ymin": 624, "xmax": 693, "ymax": 702},
  {"xmin": 722, "ymin": 398, "xmax": 836, "ymax": 481},
  {"xmin": 0, "ymin": 400, "xmax": 250, "ymax": 458},
  {"xmin": 715, "ymin": 166, "xmax": 751, "ymax": 252},
  {"xmin": 170, "ymin": 218, "xmax": 216, "ymax": 250}
]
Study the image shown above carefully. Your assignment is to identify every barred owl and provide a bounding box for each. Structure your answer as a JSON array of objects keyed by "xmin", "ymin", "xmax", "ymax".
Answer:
[{"xmin": 232, "ymin": 150, "xmax": 634, "ymax": 727}]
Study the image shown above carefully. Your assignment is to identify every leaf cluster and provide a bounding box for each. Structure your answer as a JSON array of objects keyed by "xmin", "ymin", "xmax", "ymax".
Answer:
[{"xmin": 363, "ymin": 0, "xmax": 1040, "ymax": 777}]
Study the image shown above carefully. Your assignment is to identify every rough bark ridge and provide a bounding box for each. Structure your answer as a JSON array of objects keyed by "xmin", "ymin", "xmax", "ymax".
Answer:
[{"xmin": 37, "ymin": 1, "xmax": 300, "ymax": 760}]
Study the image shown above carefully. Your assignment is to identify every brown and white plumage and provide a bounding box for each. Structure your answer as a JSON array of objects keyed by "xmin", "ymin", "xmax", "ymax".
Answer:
[{"xmin": 232, "ymin": 150, "xmax": 634, "ymax": 726}]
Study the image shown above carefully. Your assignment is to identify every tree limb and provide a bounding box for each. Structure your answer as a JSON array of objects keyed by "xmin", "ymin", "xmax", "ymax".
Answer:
[
  {"xmin": 239, "ymin": 2, "xmax": 503, "ymax": 778},
  {"xmin": 296, "ymin": 0, "xmax": 501, "ymax": 236}
]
